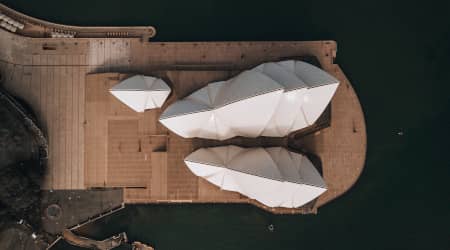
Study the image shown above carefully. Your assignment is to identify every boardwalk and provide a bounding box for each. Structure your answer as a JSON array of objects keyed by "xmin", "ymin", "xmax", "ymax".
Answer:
[{"xmin": 0, "ymin": 15, "xmax": 366, "ymax": 213}]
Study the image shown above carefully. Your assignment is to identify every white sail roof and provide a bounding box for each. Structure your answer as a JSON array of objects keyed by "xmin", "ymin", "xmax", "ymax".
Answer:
[
  {"xmin": 185, "ymin": 146, "xmax": 327, "ymax": 208},
  {"xmin": 160, "ymin": 60, "xmax": 338, "ymax": 139},
  {"xmin": 110, "ymin": 75, "xmax": 171, "ymax": 112}
]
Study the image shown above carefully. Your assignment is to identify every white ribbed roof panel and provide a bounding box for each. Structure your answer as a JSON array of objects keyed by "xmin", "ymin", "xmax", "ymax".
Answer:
[
  {"xmin": 160, "ymin": 60, "xmax": 338, "ymax": 139},
  {"xmin": 185, "ymin": 146, "xmax": 327, "ymax": 208},
  {"xmin": 110, "ymin": 75, "xmax": 171, "ymax": 112}
]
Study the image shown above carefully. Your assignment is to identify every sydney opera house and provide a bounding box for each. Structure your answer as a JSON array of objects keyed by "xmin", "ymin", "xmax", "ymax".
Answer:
[
  {"xmin": 153, "ymin": 60, "xmax": 338, "ymax": 207},
  {"xmin": 0, "ymin": 6, "xmax": 366, "ymax": 247}
]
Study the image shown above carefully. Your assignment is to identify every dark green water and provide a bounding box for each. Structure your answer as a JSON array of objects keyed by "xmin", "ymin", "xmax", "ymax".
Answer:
[{"xmin": 2, "ymin": 0, "xmax": 450, "ymax": 249}]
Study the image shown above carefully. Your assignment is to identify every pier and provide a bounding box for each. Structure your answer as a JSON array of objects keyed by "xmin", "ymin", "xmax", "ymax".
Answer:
[{"xmin": 0, "ymin": 4, "xmax": 366, "ymax": 215}]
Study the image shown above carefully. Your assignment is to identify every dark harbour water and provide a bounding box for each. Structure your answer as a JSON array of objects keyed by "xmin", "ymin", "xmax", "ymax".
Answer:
[{"xmin": 2, "ymin": 0, "xmax": 450, "ymax": 249}]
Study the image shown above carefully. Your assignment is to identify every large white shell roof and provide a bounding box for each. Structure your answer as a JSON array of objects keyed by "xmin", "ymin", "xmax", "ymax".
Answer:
[
  {"xmin": 185, "ymin": 146, "xmax": 327, "ymax": 208},
  {"xmin": 159, "ymin": 60, "xmax": 339, "ymax": 139}
]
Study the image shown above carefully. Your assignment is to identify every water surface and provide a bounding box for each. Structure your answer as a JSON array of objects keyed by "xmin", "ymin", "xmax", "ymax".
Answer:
[{"xmin": 2, "ymin": 0, "xmax": 449, "ymax": 249}]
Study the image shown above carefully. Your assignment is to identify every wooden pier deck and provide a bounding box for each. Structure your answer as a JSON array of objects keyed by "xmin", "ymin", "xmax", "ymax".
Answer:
[{"xmin": 0, "ymin": 10, "xmax": 366, "ymax": 213}]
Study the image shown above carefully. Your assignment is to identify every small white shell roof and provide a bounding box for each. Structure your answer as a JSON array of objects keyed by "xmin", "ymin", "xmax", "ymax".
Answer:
[
  {"xmin": 185, "ymin": 146, "xmax": 327, "ymax": 208},
  {"xmin": 160, "ymin": 60, "xmax": 338, "ymax": 139},
  {"xmin": 110, "ymin": 75, "xmax": 171, "ymax": 112}
]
